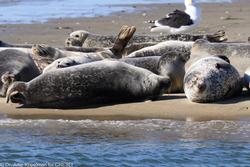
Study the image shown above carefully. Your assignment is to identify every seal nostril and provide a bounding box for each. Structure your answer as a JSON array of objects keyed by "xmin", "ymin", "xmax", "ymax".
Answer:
[
  {"xmin": 10, "ymin": 92, "xmax": 25, "ymax": 104},
  {"xmin": 197, "ymin": 84, "xmax": 206, "ymax": 93}
]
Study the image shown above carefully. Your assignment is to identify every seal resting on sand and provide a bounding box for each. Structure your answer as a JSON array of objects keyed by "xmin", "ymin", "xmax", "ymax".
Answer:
[
  {"xmin": 42, "ymin": 51, "xmax": 189, "ymax": 93},
  {"xmin": 65, "ymin": 30, "xmax": 227, "ymax": 48},
  {"xmin": 184, "ymin": 56, "xmax": 242, "ymax": 103},
  {"xmin": 127, "ymin": 41, "xmax": 193, "ymax": 58},
  {"xmin": 65, "ymin": 30, "xmax": 227, "ymax": 55},
  {"xmin": 6, "ymin": 60, "xmax": 171, "ymax": 108},
  {"xmin": 0, "ymin": 49, "xmax": 40, "ymax": 97},
  {"xmin": 32, "ymin": 25, "xmax": 136, "ymax": 71}
]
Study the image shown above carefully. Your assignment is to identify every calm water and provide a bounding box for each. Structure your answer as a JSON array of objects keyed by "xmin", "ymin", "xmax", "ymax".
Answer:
[
  {"xmin": 0, "ymin": 0, "xmax": 233, "ymax": 24},
  {"xmin": 1, "ymin": 118, "xmax": 250, "ymax": 166}
]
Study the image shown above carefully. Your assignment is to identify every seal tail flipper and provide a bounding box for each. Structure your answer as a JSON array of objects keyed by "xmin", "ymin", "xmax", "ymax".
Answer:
[{"xmin": 110, "ymin": 25, "xmax": 136, "ymax": 58}]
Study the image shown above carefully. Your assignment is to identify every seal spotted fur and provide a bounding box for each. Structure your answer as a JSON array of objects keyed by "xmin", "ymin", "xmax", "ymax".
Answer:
[
  {"xmin": 6, "ymin": 60, "xmax": 171, "ymax": 108},
  {"xmin": 184, "ymin": 56, "xmax": 242, "ymax": 103}
]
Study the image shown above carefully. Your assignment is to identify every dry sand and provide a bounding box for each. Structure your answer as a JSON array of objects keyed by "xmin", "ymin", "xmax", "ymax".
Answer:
[{"xmin": 0, "ymin": 1, "xmax": 250, "ymax": 121}]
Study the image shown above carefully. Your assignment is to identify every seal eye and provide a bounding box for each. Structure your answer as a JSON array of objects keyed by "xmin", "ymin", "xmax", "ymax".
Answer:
[{"xmin": 75, "ymin": 35, "xmax": 80, "ymax": 38}]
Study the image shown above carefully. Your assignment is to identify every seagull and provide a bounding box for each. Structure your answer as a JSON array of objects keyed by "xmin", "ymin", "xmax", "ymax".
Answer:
[{"xmin": 149, "ymin": 0, "xmax": 201, "ymax": 34}]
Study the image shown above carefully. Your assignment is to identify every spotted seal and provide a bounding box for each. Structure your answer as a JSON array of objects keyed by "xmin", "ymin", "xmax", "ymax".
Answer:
[
  {"xmin": 6, "ymin": 60, "xmax": 171, "ymax": 108},
  {"xmin": 65, "ymin": 30, "xmax": 227, "ymax": 48},
  {"xmin": 0, "ymin": 49, "xmax": 40, "ymax": 97},
  {"xmin": 184, "ymin": 56, "xmax": 242, "ymax": 103},
  {"xmin": 127, "ymin": 41, "xmax": 193, "ymax": 58},
  {"xmin": 43, "ymin": 51, "xmax": 189, "ymax": 93}
]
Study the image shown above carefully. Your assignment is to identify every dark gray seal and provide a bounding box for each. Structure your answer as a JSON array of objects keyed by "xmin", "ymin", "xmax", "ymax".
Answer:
[
  {"xmin": 0, "ymin": 49, "xmax": 40, "ymax": 97},
  {"xmin": 6, "ymin": 60, "xmax": 171, "ymax": 108},
  {"xmin": 184, "ymin": 56, "xmax": 242, "ymax": 103}
]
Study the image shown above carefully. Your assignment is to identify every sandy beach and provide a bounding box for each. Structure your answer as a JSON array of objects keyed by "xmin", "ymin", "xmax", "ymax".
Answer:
[{"xmin": 1, "ymin": 0, "xmax": 250, "ymax": 121}]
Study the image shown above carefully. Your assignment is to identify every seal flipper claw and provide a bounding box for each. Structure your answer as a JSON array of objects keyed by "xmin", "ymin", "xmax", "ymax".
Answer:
[{"xmin": 1, "ymin": 72, "xmax": 16, "ymax": 97}]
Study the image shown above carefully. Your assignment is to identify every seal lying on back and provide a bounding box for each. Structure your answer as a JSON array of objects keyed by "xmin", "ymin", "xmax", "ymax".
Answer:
[
  {"xmin": 0, "ymin": 49, "xmax": 40, "ymax": 97},
  {"xmin": 6, "ymin": 60, "xmax": 171, "ymax": 108},
  {"xmin": 184, "ymin": 56, "xmax": 242, "ymax": 103},
  {"xmin": 43, "ymin": 51, "xmax": 189, "ymax": 93},
  {"xmin": 127, "ymin": 41, "xmax": 193, "ymax": 58},
  {"xmin": 65, "ymin": 30, "xmax": 227, "ymax": 48}
]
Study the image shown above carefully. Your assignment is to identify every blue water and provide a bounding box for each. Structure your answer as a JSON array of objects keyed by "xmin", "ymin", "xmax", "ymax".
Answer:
[
  {"xmin": 0, "ymin": 0, "xmax": 233, "ymax": 24},
  {"xmin": 1, "ymin": 118, "xmax": 250, "ymax": 166}
]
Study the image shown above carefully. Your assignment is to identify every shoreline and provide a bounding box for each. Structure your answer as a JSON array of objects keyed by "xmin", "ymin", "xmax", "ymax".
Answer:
[
  {"xmin": 0, "ymin": 1, "xmax": 250, "ymax": 121},
  {"xmin": 1, "ymin": 92, "xmax": 250, "ymax": 121},
  {"xmin": 1, "ymin": 0, "xmax": 250, "ymax": 47}
]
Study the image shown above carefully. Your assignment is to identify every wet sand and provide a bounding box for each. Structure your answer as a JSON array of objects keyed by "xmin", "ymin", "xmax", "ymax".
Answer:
[{"xmin": 1, "ymin": 1, "xmax": 250, "ymax": 121}]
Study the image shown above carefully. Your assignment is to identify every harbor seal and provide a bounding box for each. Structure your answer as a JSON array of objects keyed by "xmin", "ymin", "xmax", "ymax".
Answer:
[
  {"xmin": 191, "ymin": 39, "xmax": 250, "ymax": 74},
  {"xmin": 127, "ymin": 41, "xmax": 193, "ymax": 58},
  {"xmin": 122, "ymin": 51, "xmax": 190, "ymax": 93},
  {"xmin": 43, "ymin": 51, "xmax": 188, "ymax": 93},
  {"xmin": 0, "ymin": 49, "xmax": 40, "ymax": 97},
  {"xmin": 184, "ymin": 56, "xmax": 242, "ymax": 103},
  {"xmin": 6, "ymin": 60, "xmax": 171, "ymax": 108},
  {"xmin": 32, "ymin": 26, "xmax": 136, "ymax": 71},
  {"xmin": 65, "ymin": 30, "xmax": 227, "ymax": 48}
]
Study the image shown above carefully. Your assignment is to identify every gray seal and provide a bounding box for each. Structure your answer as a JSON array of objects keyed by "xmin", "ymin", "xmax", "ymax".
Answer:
[
  {"xmin": 6, "ymin": 60, "xmax": 171, "ymax": 108},
  {"xmin": 127, "ymin": 41, "xmax": 193, "ymax": 58},
  {"xmin": 184, "ymin": 56, "xmax": 242, "ymax": 103},
  {"xmin": 43, "ymin": 51, "xmax": 189, "ymax": 93},
  {"xmin": 65, "ymin": 30, "xmax": 227, "ymax": 48},
  {"xmin": 32, "ymin": 26, "xmax": 136, "ymax": 71},
  {"xmin": 0, "ymin": 49, "xmax": 40, "ymax": 97}
]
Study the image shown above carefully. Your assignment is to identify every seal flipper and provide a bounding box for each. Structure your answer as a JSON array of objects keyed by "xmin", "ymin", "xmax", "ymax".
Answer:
[
  {"xmin": 110, "ymin": 25, "xmax": 136, "ymax": 58},
  {"xmin": 1, "ymin": 72, "xmax": 16, "ymax": 97}
]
